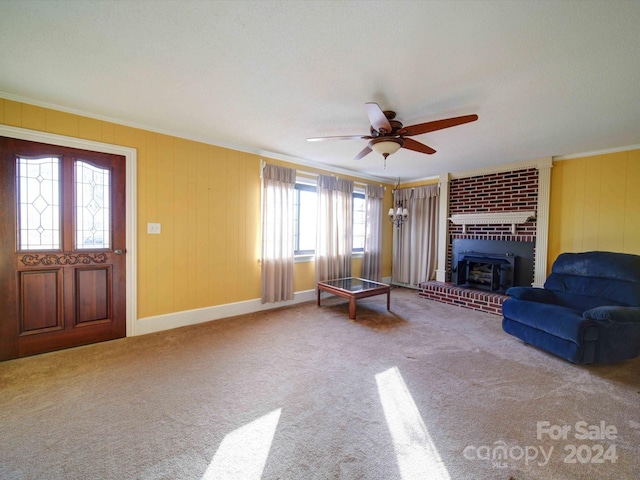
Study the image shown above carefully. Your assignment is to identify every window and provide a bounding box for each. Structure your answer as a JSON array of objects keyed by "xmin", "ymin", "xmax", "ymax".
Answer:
[
  {"xmin": 75, "ymin": 160, "xmax": 110, "ymax": 249},
  {"xmin": 352, "ymin": 192, "xmax": 365, "ymax": 252},
  {"xmin": 17, "ymin": 156, "xmax": 112, "ymax": 251},
  {"xmin": 293, "ymin": 183, "xmax": 317, "ymax": 254},
  {"xmin": 293, "ymin": 182, "xmax": 364, "ymax": 256},
  {"xmin": 17, "ymin": 156, "xmax": 61, "ymax": 250}
]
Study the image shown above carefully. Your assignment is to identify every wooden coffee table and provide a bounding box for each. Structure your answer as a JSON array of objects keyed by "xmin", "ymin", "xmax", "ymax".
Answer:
[{"xmin": 317, "ymin": 277, "xmax": 391, "ymax": 320}]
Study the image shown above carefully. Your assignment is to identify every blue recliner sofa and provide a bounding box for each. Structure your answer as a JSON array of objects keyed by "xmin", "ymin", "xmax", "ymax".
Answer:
[{"xmin": 502, "ymin": 251, "xmax": 640, "ymax": 364}]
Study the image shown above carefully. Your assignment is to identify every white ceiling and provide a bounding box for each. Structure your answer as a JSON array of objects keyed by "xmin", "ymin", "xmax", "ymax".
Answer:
[{"xmin": 1, "ymin": 0, "xmax": 639, "ymax": 183}]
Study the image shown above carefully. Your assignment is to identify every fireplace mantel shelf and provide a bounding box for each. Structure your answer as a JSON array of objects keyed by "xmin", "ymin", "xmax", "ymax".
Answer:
[{"xmin": 449, "ymin": 211, "xmax": 536, "ymax": 234}]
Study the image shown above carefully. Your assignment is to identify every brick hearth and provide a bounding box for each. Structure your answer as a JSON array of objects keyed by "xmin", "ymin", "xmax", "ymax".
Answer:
[
  {"xmin": 421, "ymin": 165, "xmax": 539, "ymax": 315},
  {"xmin": 418, "ymin": 281, "xmax": 507, "ymax": 316},
  {"xmin": 422, "ymin": 161, "xmax": 552, "ymax": 313}
]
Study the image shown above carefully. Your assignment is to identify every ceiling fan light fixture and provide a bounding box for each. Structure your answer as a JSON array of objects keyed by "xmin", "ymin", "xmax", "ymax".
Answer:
[
  {"xmin": 371, "ymin": 138, "xmax": 404, "ymax": 158},
  {"xmin": 309, "ymin": 102, "xmax": 477, "ymax": 161}
]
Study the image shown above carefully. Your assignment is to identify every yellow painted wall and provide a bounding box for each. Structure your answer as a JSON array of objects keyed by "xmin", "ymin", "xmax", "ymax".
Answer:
[
  {"xmin": 548, "ymin": 149, "xmax": 640, "ymax": 270},
  {"xmin": 0, "ymin": 99, "xmax": 394, "ymax": 318}
]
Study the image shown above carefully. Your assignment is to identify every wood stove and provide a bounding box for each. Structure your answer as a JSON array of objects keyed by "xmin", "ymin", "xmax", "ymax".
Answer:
[
  {"xmin": 451, "ymin": 239, "xmax": 535, "ymax": 292},
  {"xmin": 455, "ymin": 252, "xmax": 515, "ymax": 293}
]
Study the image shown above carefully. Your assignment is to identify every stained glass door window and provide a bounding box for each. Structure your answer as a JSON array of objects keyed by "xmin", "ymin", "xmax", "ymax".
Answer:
[
  {"xmin": 75, "ymin": 160, "xmax": 110, "ymax": 249},
  {"xmin": 17, "ymin": 156, "xmax": 61, "ymax": 250}
]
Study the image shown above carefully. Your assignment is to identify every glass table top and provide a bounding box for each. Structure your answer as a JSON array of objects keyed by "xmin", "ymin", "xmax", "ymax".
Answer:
[{"xmin": 319, "ymin": 277, "xmax": 388, "ymax": 293}]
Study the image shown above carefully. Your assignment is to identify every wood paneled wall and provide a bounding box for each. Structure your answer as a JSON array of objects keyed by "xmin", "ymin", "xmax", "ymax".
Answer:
[
  {"xmin": 1, "ymin": 99, "xmax": 393, "ymax": 318},
  {"xmin": 549, "ymin": 149, "xmax": 640, "ymax": 267},
  {"xmin": 6, "ymin": 97, "xmax": 637, "ymax": 318}
]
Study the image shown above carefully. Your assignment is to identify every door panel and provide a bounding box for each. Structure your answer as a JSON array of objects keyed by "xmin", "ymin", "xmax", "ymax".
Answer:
[
  {"xmin": 0, "ymin": 137, "xmax": 126, "ymax": 361},
  {"xmin": 76, "ymin": 267, "xmax": 110, "ymax": 324},
  {"xmin": 19, "ymin": 269, "xmax": 63, "ymax": 333}
]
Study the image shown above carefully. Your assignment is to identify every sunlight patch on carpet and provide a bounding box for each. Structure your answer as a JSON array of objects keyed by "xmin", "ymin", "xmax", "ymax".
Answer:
[
  {"xmin": 376, "ymin": 367, "xmax": 451, "ymax": 480},
  {"xmin": 202, "ymin": 408, "xmax": 281, "ymax": 480}
]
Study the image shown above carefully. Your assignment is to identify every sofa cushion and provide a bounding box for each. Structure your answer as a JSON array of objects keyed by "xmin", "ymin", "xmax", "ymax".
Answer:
[
  {"xmin": 546, "ymin": 288, "xmax": 627, "ymax": 311},
  {"xmin": 583, "ymin": 306, "xmax": 640, "ymax": 324},
  {"xmin": 545, "ymin": 251, "xmax": 640, "ymax": 306},
  {"xmin": 505, "ymin": 286, "xmax": 557, "ymax": 303},
  {"xmin": 507, "ymin": 286, "xmax": 618, "ymax": 311},
  {"xmin": 551, "ymin": 251, "xmax": 640, "ymax": 282},
  {"xmin": 502, "ymin": 317, "xmax": 588, "ymax": 363},
  {"xmin": 502, "ymin": 298, "xmax": 595, "ymax": 343},
  {"xmin": 545, "ymin": 275, "xmax": 639, "ymax": 307}
]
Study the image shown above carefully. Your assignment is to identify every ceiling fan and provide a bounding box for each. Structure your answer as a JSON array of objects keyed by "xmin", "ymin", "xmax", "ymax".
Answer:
[{"xmin": 307, "ymin": 102, "xmax": 478, "ymax": 161}]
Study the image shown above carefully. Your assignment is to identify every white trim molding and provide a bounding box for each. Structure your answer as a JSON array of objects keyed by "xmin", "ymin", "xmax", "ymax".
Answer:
[
  {"xmin": 435, "ymin": 172, "xmax": 450, "ymax": 282},
  {"xmin": 0, "ymin": 124, "xmax": 138, "ymax": 336},
  {"xmin": 533, "ymin": 159, "xmax": 552, "ymax": 287},
  {"xmin": 553, "ymin": 144, "xmax": 640, "ymax": 161},
  {"xmin": 449, "ymin": 211, "xmax": 536, "ymax": 235},
  {"xmin": 136, "ymin": 290, "xmax": 316, "ymax": 335}
]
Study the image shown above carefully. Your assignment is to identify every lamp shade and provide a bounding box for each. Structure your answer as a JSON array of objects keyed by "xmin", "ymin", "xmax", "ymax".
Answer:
[{"xmin": 371, "ymin": 139, "xmax": 402, "ymax": 156}]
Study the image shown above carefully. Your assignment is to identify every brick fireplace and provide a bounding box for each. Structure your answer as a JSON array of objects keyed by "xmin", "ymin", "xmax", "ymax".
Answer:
[{"xmin": 419, "ymin": 158, "xmax": 552, "ymax": 315}]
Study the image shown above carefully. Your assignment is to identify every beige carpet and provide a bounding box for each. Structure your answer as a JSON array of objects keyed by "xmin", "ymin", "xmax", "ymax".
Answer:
[{"xmin": 1, "ymin": 287, "xmax": 639, "ymax": 480}]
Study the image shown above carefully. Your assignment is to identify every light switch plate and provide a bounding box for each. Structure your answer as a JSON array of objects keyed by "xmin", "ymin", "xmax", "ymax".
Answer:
[{"xmin": 147, "ymin": 222, "xmax": 161, "ymax": 234}]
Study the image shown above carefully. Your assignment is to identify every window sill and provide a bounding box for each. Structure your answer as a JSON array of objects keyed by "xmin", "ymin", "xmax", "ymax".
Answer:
[
  {"xmin": 294, "ymin": 254, "xmax": 314, "ymax": 264},
  {"xmin": 294, "ymin": 252, "xmax": 364, "ymax": 264}
]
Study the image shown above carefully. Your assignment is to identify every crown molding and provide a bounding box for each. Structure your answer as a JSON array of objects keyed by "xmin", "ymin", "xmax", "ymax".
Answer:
[
  {"xmin": 0, "ymin": 91, "xmax": 394, "ymax": 185},
  {"xmin": 553, "ymin": 144, "xmax": 640, "ymax": 161},
  {"xmin": 449, "ymin": 157, "xmax": 553, "ymax": 179}
]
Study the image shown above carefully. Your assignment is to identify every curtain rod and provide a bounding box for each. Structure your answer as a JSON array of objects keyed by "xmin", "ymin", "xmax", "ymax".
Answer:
[
  {"xmin": 261, "ymin": 160, "xmax": 385, "ymax": 189},
  {"xmin": 295, "ymin": 169, "xmax": 386, "ymax": 189}
]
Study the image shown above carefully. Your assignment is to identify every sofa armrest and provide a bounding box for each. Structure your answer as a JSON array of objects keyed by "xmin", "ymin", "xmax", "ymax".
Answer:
[
  {"xmin": 583, "ymin": 306, "xmax": 640, "ymax": 324},
  {"xmin": 506, "ymin": 287, "xmax": 557, "ymax": 304}
]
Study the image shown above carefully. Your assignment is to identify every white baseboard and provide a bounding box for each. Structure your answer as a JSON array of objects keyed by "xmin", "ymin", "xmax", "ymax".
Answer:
[
  {"xmin": 390, "ymin": 281, "xmax": 419, "ymax": 290},
  {"xmin": 134, "ymin": 289, "xmax": 317, "ymax": 336}
]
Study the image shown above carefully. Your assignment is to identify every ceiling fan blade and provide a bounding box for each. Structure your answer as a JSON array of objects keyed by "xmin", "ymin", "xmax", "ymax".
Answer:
[
  {"xmin": 354, "ymin": 145, "xmax": 372, "ymax": 160},
  {"xmin": 307, "ymin": 134, "xmax": 371, "ymax": 142},
  {"xmin": 403, "ymin": 137, "xmax": 436, "ymax": 155},
  {"xmin": 365, "ymin": 102, "xmax": 392, "ymax": 133},
  {"xmin": 403, "ymin": 114, "xmax": 478, "ymax": 136}
]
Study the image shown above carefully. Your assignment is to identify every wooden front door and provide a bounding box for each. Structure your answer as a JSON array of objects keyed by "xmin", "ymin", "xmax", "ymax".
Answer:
[{"xmin": 0, "ymin": 137, "xmax": 126, "ymax": 361}]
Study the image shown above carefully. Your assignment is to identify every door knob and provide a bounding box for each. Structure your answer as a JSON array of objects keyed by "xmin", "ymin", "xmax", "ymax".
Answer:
[{"xmin": 114, "ymin": 249, "xmax": 125, "ymax": 255}]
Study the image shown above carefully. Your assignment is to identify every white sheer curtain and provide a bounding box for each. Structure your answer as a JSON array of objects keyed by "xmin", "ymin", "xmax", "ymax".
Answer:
[
  {"xmin": 393, "ymin": 184, "xmax": 439, "ymax": 287},
  {"xmin": 261, "ymin": 163, "xmax": 296, "ymax": 304},
  {"xmin": 315, "ymin": 175, "xmax": 354, "ymax": 282},
  {"xmin": 361, "ymin": 184, "xmax": 385, "ymax": 281}
]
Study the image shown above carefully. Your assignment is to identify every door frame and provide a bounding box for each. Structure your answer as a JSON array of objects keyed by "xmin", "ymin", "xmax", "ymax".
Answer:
[{"xmin": 0, "ymin": 124, "xmax": 138, "ymax": 336}]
